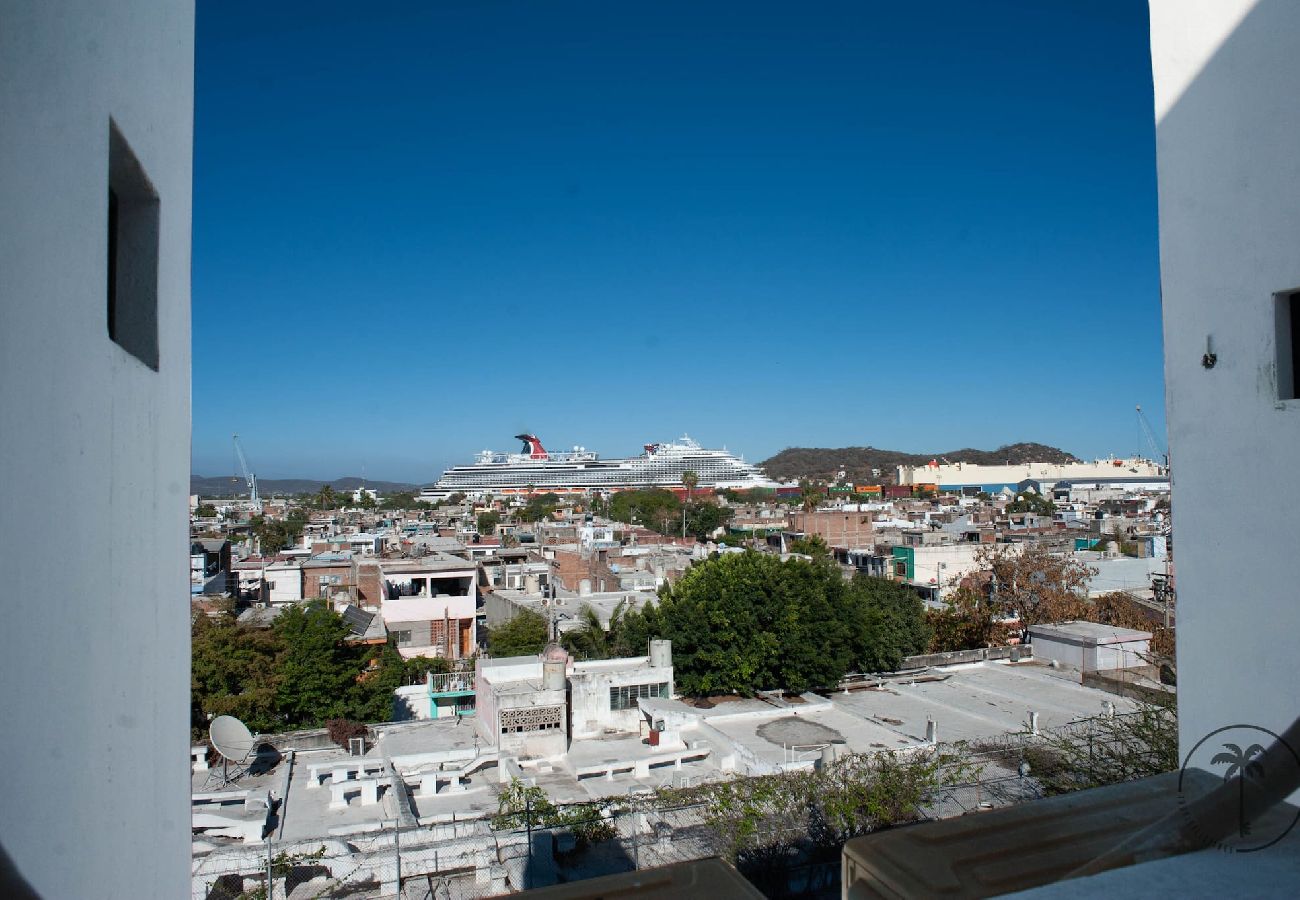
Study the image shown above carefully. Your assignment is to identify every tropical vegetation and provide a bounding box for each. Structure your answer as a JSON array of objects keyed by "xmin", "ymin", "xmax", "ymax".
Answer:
[
  {"xmin": 562, "ymin": 550, "xmax": 930, "ymax": 695},
  {"xmin": 190, "ymin": 599, "xmax": 447, "ymax": 738}
]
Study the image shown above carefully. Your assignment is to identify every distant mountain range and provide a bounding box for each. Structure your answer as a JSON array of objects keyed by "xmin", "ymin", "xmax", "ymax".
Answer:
[
  {"xmin": 192, "ymin": 440, "xmax": 1078, "ymax": 495},
  {"xmin": 190, "ymin": 475, "xmax": 421, "ymax": 498},
  {"xmin": 759, "ymin": 443, "xmax": 1080, "ymax": 484}
]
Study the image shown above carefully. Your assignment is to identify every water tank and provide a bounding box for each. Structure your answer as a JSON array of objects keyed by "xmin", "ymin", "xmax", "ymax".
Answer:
[
  {"xmin": 524, "ymin": 573, "xmax": 540, "ymax": 594},
  {"xmin": 579, "ymin": 579, "xmax": 592, "ymax": 596},
  {"xmin": 649, "ymin": 639, "xmax": 672, "ymax": 668},
  {"xmin": 542, "ymin": 659, "xmax": 566, "ymax": 691}
]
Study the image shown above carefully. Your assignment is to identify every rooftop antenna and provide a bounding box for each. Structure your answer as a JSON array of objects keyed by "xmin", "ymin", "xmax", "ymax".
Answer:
[{"xmin": 206, "ymin": 714, "xmax": 259, "ymax": 789}]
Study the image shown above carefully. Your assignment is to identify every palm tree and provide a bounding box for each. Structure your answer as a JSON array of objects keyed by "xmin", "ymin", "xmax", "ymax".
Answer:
[
  {"xmin": 682, "ymin": 470, "xmax": 698, "ymax": 500},
  {"xmin": 800, "ymin": 479, "xmax": 820, "ymax": 514},
  {"xmin": 316, "ymin": 484, "xmax": 338, "ymax": 510},
  {"xmin": 1211, "ymin": 742, "xmax": 1265, "ymax": 837},
  {"xmin": 561, "ymin": 601, "xmax": 626, "ymax": 660},
  {"xmin": 680, "ymin": 470, "xmax": 699, "ymax": 538}
]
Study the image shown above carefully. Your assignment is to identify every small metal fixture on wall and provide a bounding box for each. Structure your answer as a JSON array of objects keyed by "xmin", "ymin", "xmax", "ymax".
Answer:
[{"xmin": 1202, "ymin": 334, "xmax": 1217, "ymax": 369}]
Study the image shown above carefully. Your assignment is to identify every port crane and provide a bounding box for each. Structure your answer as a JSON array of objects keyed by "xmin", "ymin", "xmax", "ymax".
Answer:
[
  {"xmin": 1135, "ymin": 405, "xmax": 1168, "ymax": 468},
  {"xmin": 232, "ymin": 433, "xmax": 261, "ymax": 513}
]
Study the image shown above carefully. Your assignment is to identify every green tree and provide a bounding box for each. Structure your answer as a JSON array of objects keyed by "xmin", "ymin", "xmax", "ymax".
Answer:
[
  {"xmin": 315, "ymin": 484, "xmax": 339, "ymax": 510},
  {"xmin": 347, "ymin": 650, "xmax": 455, "ymax": 723},
  {"xmin": 487, "ymin": 608, "xmax": 549, "ymax": 657},
  {"xmin": 1006, "ymin": 491, "xmax": 1055, "ymax": 515},
  {"xmin": 191, "ymin": 609, "xmax": 284, "ymax": 736},
  {"xmin": 402, "ymin": 654, "xmax": 451, "ymax": 682},
  {"xmin": 788, "ymin": 534, "xmax": 830, "ymax": 558},
  {"xmin": 477, "ymin": 511, "xmax": 501, "ymax": 535},
  {"xmin": 356, "ymin": 491, "xmax": 377, "ymax": 510},
  {"xmin": 607, "ymin": 488, "xmax": 682, "ymax": 535},
  {"xmin": 844, "ymin": 574, "xmax": 932, "ymax": 673},
  {"xmin": 561, "ymin": 602, "xmax": 636, "ymax": 659},
  {"xmin": 272, "ymin": 600, "xmax": 366, "ymax": 726},
  {"xmin": 799, "ymin": 479, "xmax": 824, "ymax": 513},
  {"xmin": 194, "ymin": 502, "xmax": 217, "ymax": 517},
  {"xmin": 492, "ymin": 778, "xmax": 616, "ymax": 846},
  {"xmin": 682, "ymin": 470, "xmax": 699, "ymax": 501},
  {"xmin": 684, "ymin": 500, "xmax": 733, "ymax": 540},
  {"xmin": 516, "ymin": 492, "xmax": 560, "ymax": 523},
  {"xmin": 381, "ymin": 491, "xmax": 417, "ymax": 510},
  {"xmin": 926, "ymin": 583, "xmax": 999, "ymax": 652},
  {"xmin": 642, "ymin": 552, "xmax": 929, "ymax": 695},
  {"xmin": 251, "ymin": 513, "xmax": 305, "ymax": 556},
  {"xmin": 681, "ymin": 502, "xmax": 733, "ymax": 538},
  {"xmin": 351, "ymin": 645, "xmax": 406, "ymax": 723}
]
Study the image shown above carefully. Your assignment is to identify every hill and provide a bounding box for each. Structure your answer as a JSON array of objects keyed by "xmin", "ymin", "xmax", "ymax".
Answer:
[
  {"xmin": 190, "ymin": 474, "xmax": 421, "ymax": 498},
  {"xmin": 759, "ymin": 442, "xmax": 1080, "ymax": 485}
]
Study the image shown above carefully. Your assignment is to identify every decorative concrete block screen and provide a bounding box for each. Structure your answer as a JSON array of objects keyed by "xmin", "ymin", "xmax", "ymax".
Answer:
[{"xmin": 500, "ymin": 705, "xmax": 564, "ymax": 734}]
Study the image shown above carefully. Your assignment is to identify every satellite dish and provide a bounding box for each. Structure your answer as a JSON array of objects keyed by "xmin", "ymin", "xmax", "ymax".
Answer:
[
  {"xmin": 210, "ymin": 715, "xmax": 255, "ymax": 762},
  {"xmin": 205, "ymin": 715, "xmax": 258, "ymax": 788}
]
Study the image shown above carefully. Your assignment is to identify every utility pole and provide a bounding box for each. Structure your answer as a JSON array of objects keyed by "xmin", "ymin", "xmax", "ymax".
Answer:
[
  {"xmin": 394, "ymin": 820, "xmax": 402, "ymax": 896},
  {"xmin": 525, "ymin": 792, "xmax": 533, "ymax": 891}
]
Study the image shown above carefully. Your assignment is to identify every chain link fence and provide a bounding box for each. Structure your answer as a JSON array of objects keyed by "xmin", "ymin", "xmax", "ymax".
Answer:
[
  {"xmin": 193, "ymin": 708, "xmax": 1171, "ymax": 899},
  {"xmin": 193, "ymin": 801, "xmax": 721, "ymax": 900}
]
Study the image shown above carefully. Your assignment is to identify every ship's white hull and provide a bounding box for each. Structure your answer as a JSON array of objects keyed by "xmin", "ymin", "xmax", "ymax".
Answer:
[{"xmin": 424, "ymin": 436, "xmax": 781, "ymax": 498}]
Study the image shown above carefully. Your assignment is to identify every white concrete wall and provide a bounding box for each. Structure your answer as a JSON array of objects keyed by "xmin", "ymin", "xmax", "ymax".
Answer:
[
  {"xmin": 569, "ymin": 664, "xmax": 674, "ymax": 738},
  {"xmin": 1149, "ymin": 0, "xmax": 1300, "ymax": 757},
  {"xmin": 1029, "ymin": 635, "xmax": 1088, "ymax": 672},
  {"xmin": 495, "ymin": 691, "xmax": 567, "ymax": 758},
  {"xmin": 911, "ymin": 544, "xmax": 983, "ymax": 599},
  {"xmin": 897, "ymin": 458, "xmax": 1163, "ymax": 487},
  {"xmin": 266, "ymin": 563, "xmax": 304, "ymax": 605},
  {"xmin": 0, "ymin": 2, "xmax": 194, "ymax": 896},
  {"xmin": 382, "ymin": 593, "xmax": 477, "ymax": 623},
  {"xmin": 392, "ymin": 684, "xmax": 431, "ymax": 721},
  {"xmin": 1030, "ymin": 635, "xmax": 1149, "ymax": 673}
]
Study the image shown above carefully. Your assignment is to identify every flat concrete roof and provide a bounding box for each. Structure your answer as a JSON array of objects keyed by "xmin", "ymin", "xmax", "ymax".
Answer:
[
  {"xmin": 192, "ymin": 659, "xmax": 1144, "ymax": 888},
  {"xmin": 826, "ymin": 662, "xmax": 1136, "ymax": 746},
  {"xmin": 380, "ymin": 554, "xmax": 476, "ymax": 573},
  {"xmin": 1030, "ymin": 621, "xmax": 1153, "ymax": 644}
]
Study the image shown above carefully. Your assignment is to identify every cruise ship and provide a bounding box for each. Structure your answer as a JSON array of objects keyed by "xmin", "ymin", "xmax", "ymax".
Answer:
[{"xmin": 423, "ymin": 434, "xmax": 784, "ymax": 498}]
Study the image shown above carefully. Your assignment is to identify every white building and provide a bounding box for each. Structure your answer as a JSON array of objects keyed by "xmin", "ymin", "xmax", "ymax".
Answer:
[
  {"xmin": 474, "ymin": 654, "xmax": 570, "ymax": 758},
  {"xmin": 568, "ymin": 641, "xmax": 675, "ymax": 739},
  {"xmin": 896, "ymin": 458, "xmax": 1167, "ymax": 493},
  {"xmin": 264, "ymin": 560, "xmax": 304, "ymax": 606},
  {"xmin": 379, "ymin": 555, "xmax": 479, "ymax": 659},
  {"xmin": 1028, "ymin": 621, "xmax": 1152, "ymax": 674},
  {"xmin": 1149, "ymin": 0, "xmax": 1300, "ymax": 767},
  {"xmin": 473, "ymin": 642, "xmax": 676, "ymax": 752},
  {"xmin": 0, "ymin": 2, "xmax": 194, "ymax": 895}
]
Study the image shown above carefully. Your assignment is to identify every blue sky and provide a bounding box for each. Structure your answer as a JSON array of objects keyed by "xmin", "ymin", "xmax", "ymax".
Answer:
[{"xmin": 193, "ymin": 0, "xmax": 1163, "ymax": 483}]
